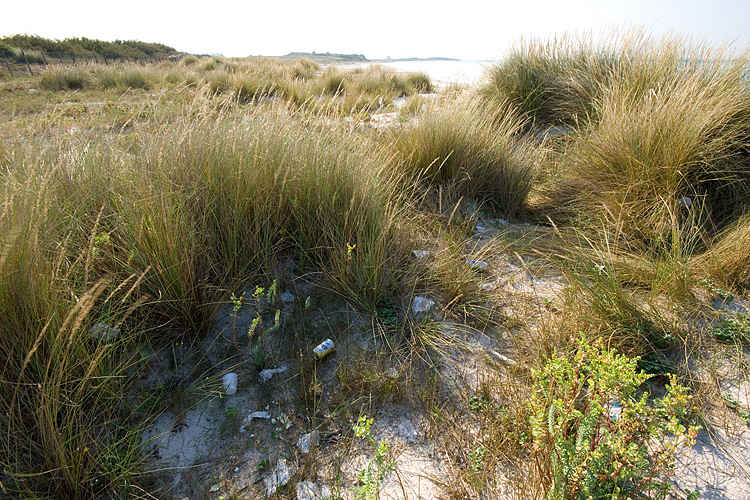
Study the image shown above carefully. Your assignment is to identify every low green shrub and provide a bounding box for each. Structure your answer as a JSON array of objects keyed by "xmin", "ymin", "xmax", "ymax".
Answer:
[{"xmin": 530, "ymin": 336, "xmax": 698, "ymax": 500}]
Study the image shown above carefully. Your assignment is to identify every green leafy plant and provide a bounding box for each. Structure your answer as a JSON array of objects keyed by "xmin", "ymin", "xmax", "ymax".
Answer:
[
  {"xmin": 467, "ymin": 445, "xmax": 486, "ymax": 473},
  {"xmin": 698, "ymin": 278, "xmax": 734, "ymax": 302},
  {"xmin": 351, "ymin": 415, "xmax": 395, "ymax": 500},
  {"xmin": 230, "ymin": 292, "xmax": 244, "ymax": 314},
  {"xmin": 529, "ymin": 335, "xmax": 698, "ymax": 500},
  {"xmin": 354, "ymin": 415, "xmax": 374, "ymax": 439},
  {"xmin": 713, "ymin": 313, "xmax": 750, "ymax": 346},
  {"xmin": 375, "ymin": 297, "xmax": 398, "ymax": 327},
  {"xmin": 231, "ymin": 282, "xmax": 284, "ymax": 370}
]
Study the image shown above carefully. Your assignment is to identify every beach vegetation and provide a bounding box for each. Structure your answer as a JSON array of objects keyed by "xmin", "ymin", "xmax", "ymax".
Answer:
[{"xmin": 2, "ymin": 28, "xmax": 749, "ymax": 500}]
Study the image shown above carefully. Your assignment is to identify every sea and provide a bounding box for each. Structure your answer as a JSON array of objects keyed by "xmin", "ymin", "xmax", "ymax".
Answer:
[{"xmin": 343, "ymin": 59, "xmax": 492, "ymax": 88}]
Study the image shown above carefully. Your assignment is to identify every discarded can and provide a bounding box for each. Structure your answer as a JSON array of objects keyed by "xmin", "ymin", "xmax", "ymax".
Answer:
[
  {"xmin": 222, "ymin": 372, "xmax": 238, "ymax": 395},
  {"xmin": 466, "ymin": 259, "xmax": 488, "ymax": 269},
  {"xmin": 313, "ymin": 339, "xmax": 335, "ymax": 360},
  {"xmin": 608, "ymin": 400, "xmax": 622, "ymax": 420}
]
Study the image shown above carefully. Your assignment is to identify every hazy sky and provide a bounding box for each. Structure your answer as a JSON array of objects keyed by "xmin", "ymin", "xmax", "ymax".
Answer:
[{"xmin": 2, "ymin": 0, "xmax": 749, "ymax": 60}]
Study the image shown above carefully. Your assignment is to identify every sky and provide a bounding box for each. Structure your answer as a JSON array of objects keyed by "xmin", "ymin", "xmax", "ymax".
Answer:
[{"xmin": 2, "ymin": 0, "xmax": 749, "ymax": 60}]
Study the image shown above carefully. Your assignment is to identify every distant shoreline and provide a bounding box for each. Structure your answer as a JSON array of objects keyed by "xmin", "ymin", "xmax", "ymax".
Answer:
[{"xmin": 279, "ymin": 52, "xmax": 460, "ymax": 64}]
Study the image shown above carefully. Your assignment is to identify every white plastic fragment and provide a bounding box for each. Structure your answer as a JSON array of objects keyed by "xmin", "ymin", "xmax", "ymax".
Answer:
[
  {"xmin": 608, "ymin": 400, "xmax": 622, "ymax": 420},
  {"xmin": 296, "ymin": 481, "xmax": 331, "ymax": 500},
  {"xmin": 489, "ymin": 350, "xmax": 516, "ymax": 366},
  {"xmin": 248, "ymin": 411, "xmax": 271, "ymax": 420},
  {"xmin": 297, "ymin": 431, "xmax": 320, "ymax": 454},
  {"xmin": 209, "ymin": 484, "xmax": 220, "ymax": 492},
  {"xmin": 466, "ymin": 259, "xmax": 488, "ymax": 269},
  {"xmin": 90, "ymin": 322, "xmax": 120, "ymax": 342},
  {"xmin": 259, "ymin": 366, "xmax": 287, "ymax": 383},
  {"xmin": 411, "ymin": 296, "xmax": 435, "ymax": 314},
  {"xmin": 279, "ymin": 413, "xmax": 292, "ymax": 429},
  {"xmin": 412, "ymin": 250, "xmax": 430, "ymax": 259},
  {"xmin": 678, "ymin": 196, "xmax": 693, "ymax": 208},
  {"xmin": 264, "ymin": 459, "xmax": 294, "ymax": 496}
]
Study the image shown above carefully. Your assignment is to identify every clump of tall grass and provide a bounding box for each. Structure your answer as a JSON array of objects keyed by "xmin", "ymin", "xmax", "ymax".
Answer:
[
  {"xmin": 479, "ymin": 29, "xmax": 741, "ymax": 130},
  {"xmin": 0, "ymin": 93, "xmax": 419, "ymax": 497},
  {"xmin": 386, "ymin": 94, "xmax": 539, "ymax": 218},
  {"xmin": 483, "ymin": 30, "xmax": 750, "ymax": 294},
  {"xmin": 478, "ymin": 31, "xmax": 617, "ymax": 128},
  {"xmin": 40, "ymin": 63, "xmax": 162, "ymax": 91},
  {"xmin": 346, "ymin": 64, "xmax": 432, "ymax": 97},
  {"xmin": 695, "ymin": 214, "xmax": 750, "ymax": 292},
  {"xmin": 40, "ymin": 65, "xmax": 90, "ymax": 90},
  {"xmin": 291, "ymin": 57, "xmax": 318, "ymax": 80},
  {"xmin": 545, "ymin": 56, "xmax": 750, "ymax": 255},
  {"xmin": 181, "ymin": 54, "xmax": 199, "ymax": 66},
  {"xmin": 121, "ymin": 67, "xmax": 158, "ymax": 90},
  {"xmin": 0, "ymin": 157, "xmax": 152, "ymax": 498},
  {"xmin": 82, "ymin": 99, "xmax": 410, "ymax": 325},
  {"xmin": 406, "ymin": 71, "xmax": 433, "ymax": 93}
]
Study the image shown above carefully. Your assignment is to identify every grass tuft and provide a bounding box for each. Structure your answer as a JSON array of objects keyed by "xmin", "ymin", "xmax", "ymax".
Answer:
[{"xmin": 387, "ymin": 94, "xmax": 539, "ymax": 218}]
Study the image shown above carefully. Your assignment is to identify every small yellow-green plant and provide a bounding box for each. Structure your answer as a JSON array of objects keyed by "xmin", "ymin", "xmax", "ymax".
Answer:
[{"xmin": 351, "ymin": 415, "xmax": 395, "ymax": 500}]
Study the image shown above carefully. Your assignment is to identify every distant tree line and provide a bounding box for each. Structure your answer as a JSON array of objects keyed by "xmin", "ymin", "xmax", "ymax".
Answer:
[{"xmin": 0, "ymin": 34, "xmax": 177, "ymax": 59}]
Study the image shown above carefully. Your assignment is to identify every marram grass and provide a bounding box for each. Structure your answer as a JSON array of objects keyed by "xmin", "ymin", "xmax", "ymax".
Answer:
[{"xmin": 386, "ymin": 94, "xmax": 540, "ymax": 218}]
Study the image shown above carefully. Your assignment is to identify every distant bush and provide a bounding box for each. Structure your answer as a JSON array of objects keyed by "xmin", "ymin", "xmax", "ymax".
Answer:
[
  {"xmin": 122, "ymin": 67, "xmax": 157, "ymax": 90},
  {"xmin": 0, "ymin": 34, "xmax": 176, "ymax": 59},
  {"xmin": 322, "ymin": 69, "xmax": 345, "ymax": 95},
  {"xmin": 291, "ymin": 58, "xmax": 318, "ymax": 79},
  {"xmin": 181, "ymin": 55, "xmax": 199, "ymax": 66},
  {"xmin": 406, "ymin": 72, "xmax": 433, "ymax": 93}
]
